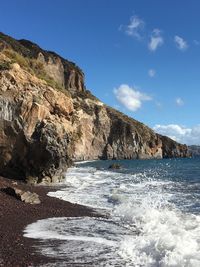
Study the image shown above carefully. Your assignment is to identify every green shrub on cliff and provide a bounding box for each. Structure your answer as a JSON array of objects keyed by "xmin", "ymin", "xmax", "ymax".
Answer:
[
  {"xmin": 3, "ymin": 49, "xmax": 66, "ymax": 93},
  {"xmin": 4, "ymin": 49, "xmax": 29, "ymax": 69}
]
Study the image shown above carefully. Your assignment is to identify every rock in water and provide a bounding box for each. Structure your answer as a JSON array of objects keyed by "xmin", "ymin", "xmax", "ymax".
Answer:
[
  {"xmin": 0, "ymin": 32, "xmax": 190, "ymax": 183},
  {"xmin": 108, "ymin": 163, "xmax": 121, "ymax": 169}
]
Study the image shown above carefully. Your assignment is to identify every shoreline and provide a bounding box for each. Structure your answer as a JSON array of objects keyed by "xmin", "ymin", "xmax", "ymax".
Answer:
[{"xmin": 0, "ymin": 176, "xmax": 97, "ymax": 267}]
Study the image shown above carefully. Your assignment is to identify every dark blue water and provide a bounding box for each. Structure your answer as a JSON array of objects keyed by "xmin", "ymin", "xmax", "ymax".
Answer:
[{"xmin": 82, "ymin": 157, "xmax": 200, "ymax": 183}]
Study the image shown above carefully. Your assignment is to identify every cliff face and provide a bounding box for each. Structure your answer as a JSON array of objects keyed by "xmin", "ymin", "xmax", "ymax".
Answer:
[
  {"xmin": 0, "ymin": 32, "xmax": 85, "ymax": 92},
  {"xmin": 0, "ymin": 33, "xmax": 189, "ymax": 182},
  {"xmin": 159, "ymin": 135, "xmax": 189, "ymax": 158},
  {"xmin": 0, "ymin": 55, "xmax": 74, "ymax": 181},
  {"xmin": 71, "ymin": 93, "xmax": 163, "ymax": 160}
]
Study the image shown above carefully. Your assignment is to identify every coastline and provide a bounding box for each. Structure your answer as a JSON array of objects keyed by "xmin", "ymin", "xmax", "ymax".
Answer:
[{"xmin": 0, "ymin": 176, "xmax": 96, "ymax": 267}]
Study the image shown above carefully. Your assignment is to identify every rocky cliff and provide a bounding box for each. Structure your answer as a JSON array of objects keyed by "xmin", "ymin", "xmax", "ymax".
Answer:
[
  {"xmin": 0, "ymin": 32, "xmax": 189, "ymax": 182},
  {"xmin": 0, "ymin": 32, "xmax": 85, "ymax": 92}
]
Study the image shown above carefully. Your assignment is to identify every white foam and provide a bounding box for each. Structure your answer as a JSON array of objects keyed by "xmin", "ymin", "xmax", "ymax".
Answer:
[
  {"xmin": 117, "ymin": 206, "xmax": 200, "ymax": 267},
  {"xmin": 24, "ymin": 217, "xmax": 117, "ymax": 246},
  {"xmin": 25, "ymin": 165, "xmax": 200, "ymax": 266},
  {"xmin": 24, "ymin": 217, "xmax": 132, "ymax": 266},
  {"xmin": 47, "ymin": 166, "xmax": 118, "ymax": 209},
  {"xmin": 75, "ymin": 160, "xmax": 98, "ymax": 165}
]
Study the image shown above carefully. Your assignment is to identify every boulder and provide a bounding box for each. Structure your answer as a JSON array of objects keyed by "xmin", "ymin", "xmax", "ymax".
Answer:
[
  {"xmin": 108, "ymin": 163, "xmax": 121, "ymax": 170},
  {"xmin": 2, "ymin": 187, "xmax": 41, "ymax": 204}
]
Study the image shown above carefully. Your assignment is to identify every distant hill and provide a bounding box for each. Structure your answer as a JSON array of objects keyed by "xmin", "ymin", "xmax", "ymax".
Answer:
[{"xmin": 188, "ymin": 146, "xmax": 200, "ymax": 156}]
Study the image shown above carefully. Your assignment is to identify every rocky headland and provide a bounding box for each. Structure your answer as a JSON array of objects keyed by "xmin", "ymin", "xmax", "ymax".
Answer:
[{"xmin": 0, "ymin": 32, "xmax": 189, "ymax": 183}]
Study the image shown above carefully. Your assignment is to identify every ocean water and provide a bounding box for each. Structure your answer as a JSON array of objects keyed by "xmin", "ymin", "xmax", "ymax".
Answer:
[{"xmin": 24, "ymin": 158, "xmax": 200, "ymax": 267}]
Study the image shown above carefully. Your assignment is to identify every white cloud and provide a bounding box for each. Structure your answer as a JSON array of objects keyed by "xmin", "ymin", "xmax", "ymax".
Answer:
[
  {"xmin": 174, "ymin": 35, "xmax": 188, "ymax": 51},
  {"xmin": 120, "ymin": 15, "xmax": 145, "ymax": 40},
  {"xmin": 153, "ymin": 124, "xmax": 200, "ymax": 145},
  {"xmin": 114, "ymin": 84, "xmax": 152, "ymax": 112},
  {"xmin": 148, "ymin": 69, "xmax": 156, "ymax": 77},
  {"xmin": 148, "ymin": 29, "xmax": 164, "ymax": 51},
  {"xmin": 176, "ymin": 97, "xmax": 184, "ymax": 106}
]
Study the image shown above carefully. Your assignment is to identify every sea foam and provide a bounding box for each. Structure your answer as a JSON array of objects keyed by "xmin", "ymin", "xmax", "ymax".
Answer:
[{"xmin": 24, "ymin": 161, "xmax": 200, "ymax": 266}]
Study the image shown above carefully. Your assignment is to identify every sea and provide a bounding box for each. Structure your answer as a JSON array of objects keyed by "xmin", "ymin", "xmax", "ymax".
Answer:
[{"xmin": 24, "ymin": 157, "xmax": 200, "ymax": 267}]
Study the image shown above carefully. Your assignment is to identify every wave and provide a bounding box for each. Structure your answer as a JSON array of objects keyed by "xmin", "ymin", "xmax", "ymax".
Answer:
[{"xmin": 24, "ymin": 161, "xmax": 200, "ymax": 266}]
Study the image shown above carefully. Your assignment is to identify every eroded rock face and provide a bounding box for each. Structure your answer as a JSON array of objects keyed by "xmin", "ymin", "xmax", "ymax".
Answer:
[
  {"xmin": 71, "ymin": 95, "xmax": 164, "ymax": 160},
  {"xmin": 37, "ymin": 52, "xmax": 65, "ymax": 87},
  {"xmin": 0, "ymin": 33, "xmax": 190, "ymax": 182},
  {"xmin": 36, "ymin": 52, "xmax": 85, "ymax": 92},
  {"xmin": 159, "ymin": 135, "xmax": 189, "ymax": 158},
  {"xmin": 0, "ymin": 32, "xmax": 85, "ymax": 92},
  {"xmin": 0, "ymin": 57, "xmax": 74, "ymax": 181},
  {"xmin": 18, "ymin": 38, "xmax": 85, "ymax": 92}
]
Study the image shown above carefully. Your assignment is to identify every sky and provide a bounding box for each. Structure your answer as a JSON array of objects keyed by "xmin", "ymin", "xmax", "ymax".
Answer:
[{"xmin": 0, "ymin": 0, "xmax": 200, "ymax": 145}]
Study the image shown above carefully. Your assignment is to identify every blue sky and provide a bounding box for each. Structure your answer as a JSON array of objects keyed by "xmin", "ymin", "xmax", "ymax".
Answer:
[{"xmin": 1, "ymin": 0, "xmax": 200, "ymax": 144}]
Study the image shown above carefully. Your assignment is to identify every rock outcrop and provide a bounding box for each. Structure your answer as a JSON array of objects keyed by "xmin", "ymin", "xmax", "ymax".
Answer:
[
  {"xmin": 71, "ymin": 95, "xmax": 164, "ymax": 160},
  {"xmin": 159, "ymin": 135, "xmax": 189, "ymax": 158},
  {"xmin": 0, "ymin": 53, "xmax": 74, "ymax": 181},
  {"xmin": 0, "ymin": 32, "xmax": 85, "ymax": 92},
  {"xmin": 0, "ymin": 32, "xmax": 190, "ymax": 182},
  {"xmin": 2, "ymin": 186, "xmax": 40, "ymax": 204}
]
